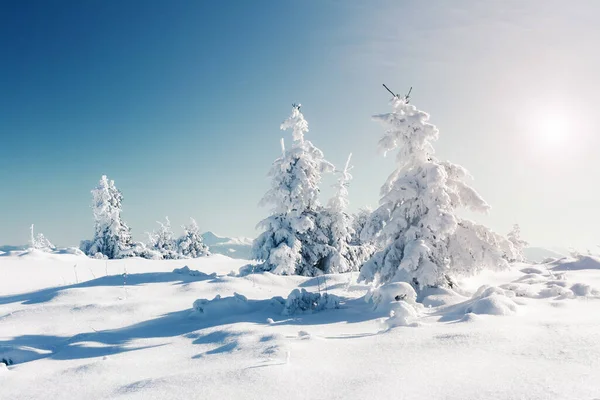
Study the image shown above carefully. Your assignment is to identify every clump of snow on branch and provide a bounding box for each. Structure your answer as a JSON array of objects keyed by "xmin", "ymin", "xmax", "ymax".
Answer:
[{"xmin": 359, "ymin": 97, "xmax": 512, "ymax": 290}]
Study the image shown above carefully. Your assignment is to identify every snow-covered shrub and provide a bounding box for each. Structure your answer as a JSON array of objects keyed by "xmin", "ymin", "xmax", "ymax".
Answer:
[
  {"xmin": 147, "ymin": 217, "xmax": 183, "ymax": 259},
  {"xmin": 29, "ymin": 224, "xmax": 55, "ymax": 252},
  {"xmin": 81, "ymin": 175, "xmax": 134, "ymax": 259},
  {"xmin": 173, "ymin": 265, "xmax": 216, "ymax": 278},
  {"xmin": 193, "ymin": 293, "xmax": 253, "ymax": 317},
  {"xmin": 365, "ymin": 282, "xmax": 418, "ymax": 309},
  {"xmin": 282, "ymin": 288, "xmax": 341, "ymax": 315},
  {"xmin": 252, "ymin": 105, "xmax": 335, "ymax": 276},
  {"xmin": 192, "ymin": 293, "xmax": 286, "ymax": 318},
  {"xmin": 365, "ymin": 283, "xmax": 421, "ymax": 328},
  {"xmin": 177, "ymin": 218, "xmax": 210, "ymax": 258},
  {"xmin": 359, "ymin": 97, "xmax": 510, "ymax": 290}
]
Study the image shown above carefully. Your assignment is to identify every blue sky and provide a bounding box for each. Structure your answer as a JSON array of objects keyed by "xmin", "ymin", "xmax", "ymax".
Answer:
[{"xmin": 1, "ymin": 1, "xmax": 599, "ymax": 250}]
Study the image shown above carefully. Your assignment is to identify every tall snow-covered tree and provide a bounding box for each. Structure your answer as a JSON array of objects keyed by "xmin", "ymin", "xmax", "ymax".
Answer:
[
  {"xmin": 321, "ymin": 154, "xmax": 374, "ymax": 273},
  {"xmin": 178, "ymin": 218, "xmax": 210, "ymax": 258},
  {"xmin": 29, "ymin": 224, "xmax": 55, "ymax": 252},
  {"xmin": 147, "ymin": 217, "xmax": 182, "ymax": 259},
  {"xmin": 507, "ymin": 224, "xmax": 528, "ymax": 262},
  {"xmin": 359, "ymin": 96, "xmax": 511, "ymax": 289},
  {"xmin": 252, "ymin": 104, "xmax": 335, "ymax": 276},
  {"xmin": 81, "ymin": 175, "xmax": 133, "ymax": 259}
]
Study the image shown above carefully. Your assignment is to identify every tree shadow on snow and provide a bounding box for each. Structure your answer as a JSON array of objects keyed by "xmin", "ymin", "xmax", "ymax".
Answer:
[{"xmin": 0, "ymin": 272, "xmax": 218, "ymax": 306}]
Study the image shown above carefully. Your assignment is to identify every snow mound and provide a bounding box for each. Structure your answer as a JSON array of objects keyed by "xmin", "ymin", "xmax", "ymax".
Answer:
[
  {"xmin": 365, "ymin": 283, "xmax": 421, "ymax": 328},
  {"xmin": 173, "ymin": 266, "xmax": 217, "ymax": 278},
  {"xmin": 282, "ymin": 289, "xmax": 341, "ymax": 316},
  {"xmin": 366, "ymin": 282, "xmax": 417, "ymax": 308},
  {"xmin": 465, "ymin": 286, "xmax": 518, "ymax": 316},
  {"xmin": 570, "ymin": 283, "xmax": 600, "ymax": 297},
  {"xmin": 193, "ymin": 293, "xmax": 285, "ymax": 318},
  {"xmin": 552, "ymin": 256, "xmax": 600, "ymax": 271},
  {"xmin": 384, "ymin": 301, "xmax": 420, "ymax": 328},
  {"xmin": 419, "ymin": 286, "xmax": 466, "ymax": 307}
]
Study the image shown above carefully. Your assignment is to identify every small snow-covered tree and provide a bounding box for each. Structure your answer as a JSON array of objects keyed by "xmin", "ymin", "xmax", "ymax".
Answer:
[
  {"xmin": 507, "ymin": 224, "xmax": 528, "ymax": 262},
  {"xmin": 29, "ymin": 224, "xmax": 55, "ymax": 252},
  {"xmin": 252, "ymin": 104, "xmax": 335, "ymax": 276},
  {"xmin": 178, "ymin": 218, "xmax": 210, "ymax": 258},
  {"xmin": 351, "ymin": 206, "xmax": 374, "ymax": 247},
  {"xmin": 147, "ymin": 217, "xmax": 182, "ymax": 259},
  {"xmin": 321, "ymin": 154, "xmax": 374, "ymax": 273},
  {"xmin": 359, "ymin": 96, "xmax": 510, "ymax": 289},
  {"xmin": 81, "ymin": 175, "xmax": 133, "ymax": 259}
]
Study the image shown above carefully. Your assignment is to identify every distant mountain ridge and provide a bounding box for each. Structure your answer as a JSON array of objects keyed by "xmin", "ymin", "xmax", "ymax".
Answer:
[
  {"xmin": 201, "ymin": 231, "xmax": 253, "ymax": 260},
  {"xmin": 0, "ymin": 245, "xmax": 26, "ymax": 253}
]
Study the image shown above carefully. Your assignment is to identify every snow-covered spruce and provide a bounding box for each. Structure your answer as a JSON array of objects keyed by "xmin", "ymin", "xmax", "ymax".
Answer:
[
  {"xmin": 29, "ymin": 224, "xmax": 55, "ymax": 252},
  {"xmin": 359, "ymin": 97, "xmax": 515, "ymax": 289},
  {"xmin": 507, "ymin": 224, "xmax": 528, "ymax": 262},
  {"xmin": 80, "ymin": 175, "xmax": 135, "ymax": 259},
  {"xmin": 147, "ymin": 217, "xmax": 183, "ymax": 260},
  {"xmin": 320, "ymin": 154, "xmax": 375, "ymax": 273},
  {"xmin": 351, "ymin": 206, "xmax": 374, "ymax": 248},
  {"xmin": 177, "ymin": 218, "xmax": 210, "ymax": 258},
  {"xmin": 251, "ymin": 105, "xmax": 335, "ymax": 276}
]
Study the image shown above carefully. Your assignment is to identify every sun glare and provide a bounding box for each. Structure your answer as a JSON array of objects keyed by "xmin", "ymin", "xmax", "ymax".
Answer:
[
  {"xmin": 526, "ymin": 107, "xmax": 574, "ymax": 153},
  {"xmin": 537, "ymin": 115, "xmax": 568, "ymax": 145}
]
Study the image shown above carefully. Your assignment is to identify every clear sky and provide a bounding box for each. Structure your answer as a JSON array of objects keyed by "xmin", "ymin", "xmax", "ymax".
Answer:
[{"xmin": 1, "ymin": 0, "xmax": 599, "ymax": 250}]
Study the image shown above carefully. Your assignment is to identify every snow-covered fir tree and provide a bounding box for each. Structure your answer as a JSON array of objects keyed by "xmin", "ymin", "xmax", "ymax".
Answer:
[
  {"xmin": 29, "ymin": 224, "xmax": 55, "ymax": 252},
  {"xmin": 507, "ymin": 224, "xmax": 528, "ymax": 262},
  {"xmin": 251, "ymin": 104, "xmax": 335, "ymax": 276},
  {"xmin": 81, "ymin": 175, "xmax": 134, "ymax": 259},
  {"xmin": 359, "ymin": 96, "xmax": 511, "ymax": 289},
  {"xmin": 321, "ymin": 154, "xmax": 374, "ymax": 273},
  {"xmin": 147, "ymin": 217, "xmax": 182, "ymax": 259},
  {"xmin": 351, "ymin": 206, "xmax": 374, "ymax": 248},
  {"xmin": 178, "ymin": 218, "xmax": 210, "ymax": 258}
]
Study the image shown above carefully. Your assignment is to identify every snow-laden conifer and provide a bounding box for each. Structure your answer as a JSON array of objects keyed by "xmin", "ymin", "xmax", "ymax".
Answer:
[
  {"xmin": 178, "ymin": 218, "xmax": 210, "ymax": 258},
  {"xmin": 81, "ymin": 175, "xmax": 133, "ymax": 259},
  {"xmin": 320, "ymin": 154, "xmax": 374, "ymax": 273},
  {"xmin": 507, "ymin": 224, "xmax": 528, "ymax": 262},
  {"xmin": 360, "ymin": 96, "xmax": 511, "ymax": 289},
  {"xmin": 29, "ymin": 224, "xmax": 55, "ymax": 252},
  {"xmin": 147, "ymin": 217, "xmax": 182, "ymax": 259},
  {"xmin": 252, "ymin": 105, "xmax": 334, "ymax": 276}
]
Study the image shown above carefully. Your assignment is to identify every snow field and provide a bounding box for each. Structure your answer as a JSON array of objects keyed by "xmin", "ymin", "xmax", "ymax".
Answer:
[{"xmin": 1, "ymin": 252, "xmax": 600, "ymax": 399}]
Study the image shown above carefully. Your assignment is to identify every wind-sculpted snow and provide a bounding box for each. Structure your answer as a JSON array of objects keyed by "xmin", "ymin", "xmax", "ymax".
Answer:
[{"xmin": 1, "ymin": 253, "xmax": 600, "ymax": 399}]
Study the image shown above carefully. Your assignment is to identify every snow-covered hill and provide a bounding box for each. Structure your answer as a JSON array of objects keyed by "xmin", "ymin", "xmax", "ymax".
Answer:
[
  {"xmin": 201, "ymin": 231, "xmax": 253, "ymax": 260},
  {"xmin": 1, "ymin": 251, "xmax": 600, "ymax": 399},
  {"xmin": 523, "ymin": 246, "xmax": 568, "ymax": 263}
]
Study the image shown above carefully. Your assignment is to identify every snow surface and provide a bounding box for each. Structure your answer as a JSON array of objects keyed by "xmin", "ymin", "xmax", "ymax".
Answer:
[{"xmin": 1, "ymin": 252, "xmax": 600, "ymax": 399}]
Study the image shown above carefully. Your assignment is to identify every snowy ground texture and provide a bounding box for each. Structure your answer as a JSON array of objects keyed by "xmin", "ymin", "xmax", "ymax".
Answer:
[{"xmin": 1, "ymin": 251, "xmax": 600, "ymax": 399}]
